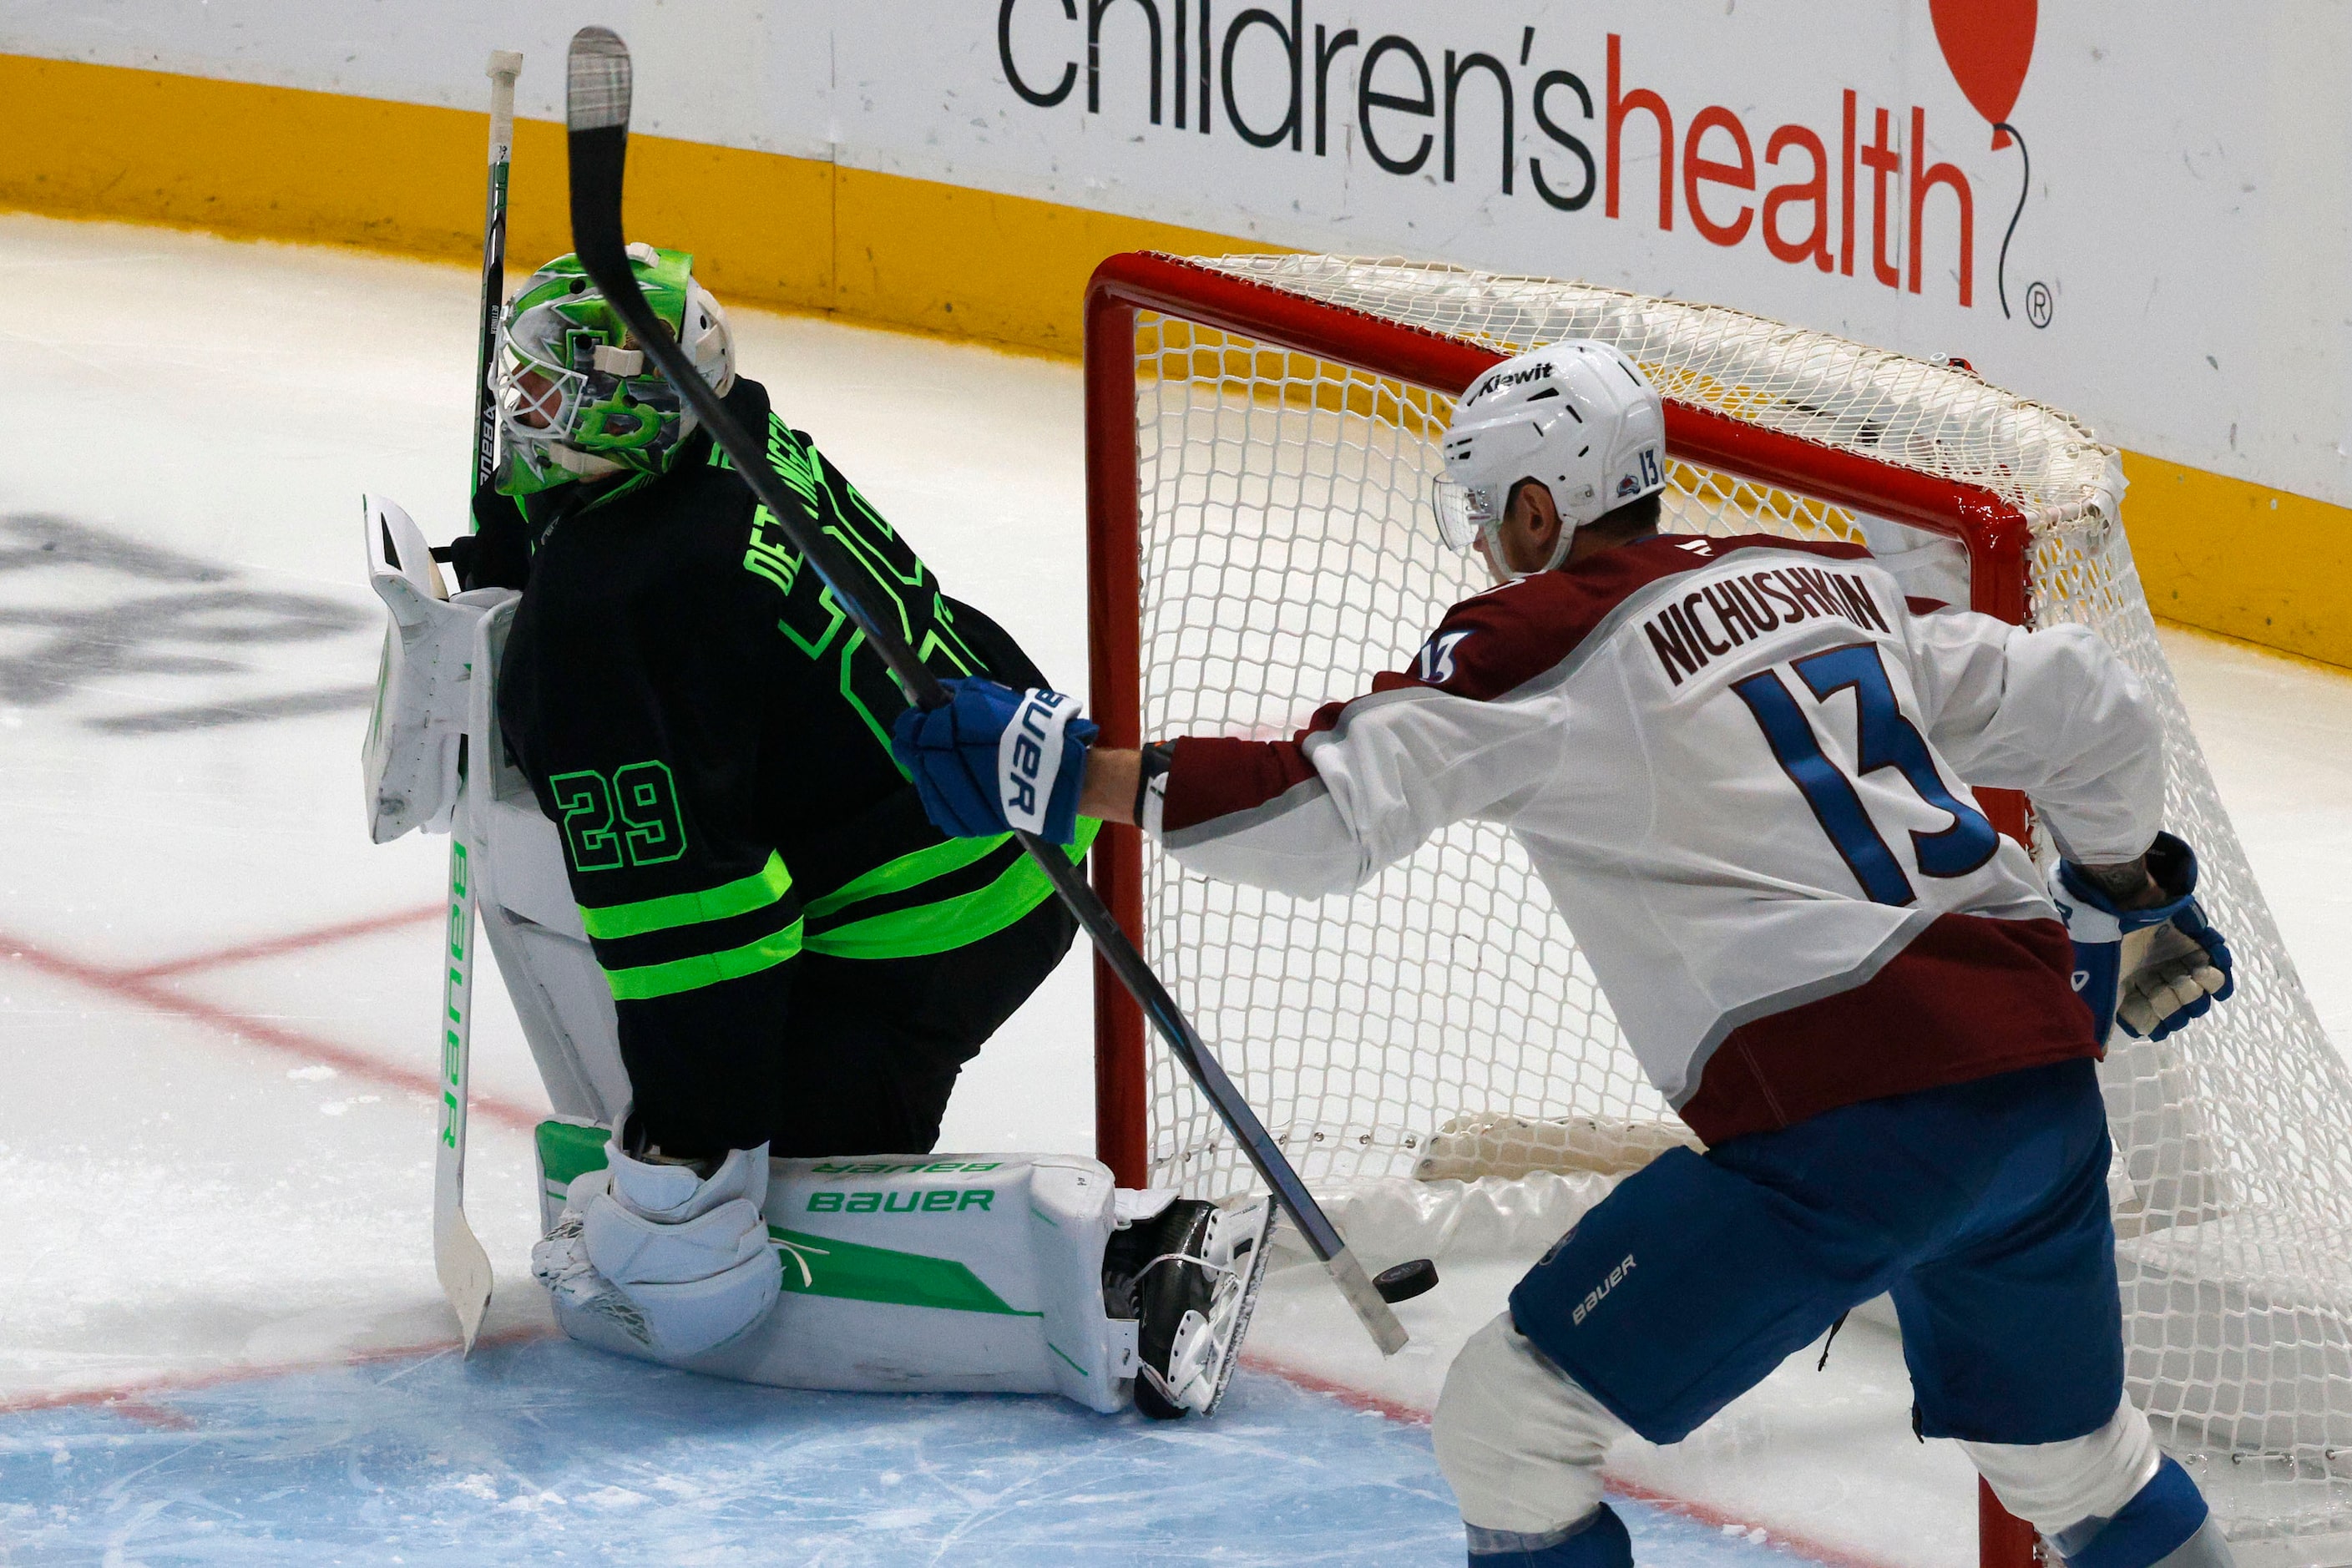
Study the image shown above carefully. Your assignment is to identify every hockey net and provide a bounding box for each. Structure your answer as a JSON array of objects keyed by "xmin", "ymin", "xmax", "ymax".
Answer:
[{"xmin": 1085, "ymin": 251, "xmax": 2352, "ymax": 1553}]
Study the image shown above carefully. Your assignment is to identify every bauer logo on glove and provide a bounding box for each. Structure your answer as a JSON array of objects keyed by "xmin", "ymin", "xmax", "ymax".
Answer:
[{"xmin": 892, "ymin": 678, "xmax": 1100, "ymax": 846}]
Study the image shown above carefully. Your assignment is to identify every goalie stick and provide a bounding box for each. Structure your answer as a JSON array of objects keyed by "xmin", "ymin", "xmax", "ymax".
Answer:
[
  {"xmin": 432, "ymin": 47, "xmax": 523, "ymax": 1356},
  {"xmin": 561, "ymin": 25, "xmax": 1415, "ymax": 1357}
]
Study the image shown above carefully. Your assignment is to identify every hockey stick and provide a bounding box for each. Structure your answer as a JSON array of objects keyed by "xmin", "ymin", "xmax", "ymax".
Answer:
[
  {"xmin": 562, "ymin": 27, "xmax": 1412, "ymax": 1357},
  {"xmin": 432, "ymin": 47, "xmax": 524, "ymax": 1356}
]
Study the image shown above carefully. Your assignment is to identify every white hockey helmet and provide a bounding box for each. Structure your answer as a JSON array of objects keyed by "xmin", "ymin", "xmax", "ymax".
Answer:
[{"xmin": 1430, "ymin": 341, "xmax": 1667, "ymax": 576}]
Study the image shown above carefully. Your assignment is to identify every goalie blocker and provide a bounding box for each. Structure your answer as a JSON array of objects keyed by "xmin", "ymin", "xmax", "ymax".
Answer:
[{"xmin": 531, "ymin": 1125, "xmax": 1275, "ymax": 1419}]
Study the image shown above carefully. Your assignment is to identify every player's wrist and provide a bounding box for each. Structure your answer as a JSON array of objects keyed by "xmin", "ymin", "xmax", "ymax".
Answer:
[
  {"xmin": 2076, "ymin": 858, "xmax": 2162, "ymax": 909},
  {"xmin": 2063, "ymin": 832, "xmax": 2198, "ymax": 916},
  {"xmin": 1078, "ymin": 746, "xmax": 1142, "ymax": 826}
]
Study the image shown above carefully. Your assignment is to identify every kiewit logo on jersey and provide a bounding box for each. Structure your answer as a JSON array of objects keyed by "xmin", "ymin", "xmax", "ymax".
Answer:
[{"xmin": 1641, "ymin": 563, "xmax": 1891, "ymax": 686}]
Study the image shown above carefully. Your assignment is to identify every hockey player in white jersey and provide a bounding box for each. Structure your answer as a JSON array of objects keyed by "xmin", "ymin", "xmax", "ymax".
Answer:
[{"xmin": 892, "ymin": 341, "xmax": 2238, "ymax": 1565}]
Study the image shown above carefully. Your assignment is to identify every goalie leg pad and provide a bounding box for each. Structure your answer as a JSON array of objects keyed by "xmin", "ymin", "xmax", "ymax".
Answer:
[
  {"xmin": 534, "ymin": 1140, "xmax": 1180, "ymax": 1415},
  {"xmin": 738, "ymin": 1154, "xmax": 1141, "ymax": 1412}
]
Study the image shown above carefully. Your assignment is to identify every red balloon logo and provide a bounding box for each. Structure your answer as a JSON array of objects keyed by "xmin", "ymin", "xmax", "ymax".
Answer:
[{"xmin": 1930, "ymin": 0, "xmax": 2037, "ymax": 149}]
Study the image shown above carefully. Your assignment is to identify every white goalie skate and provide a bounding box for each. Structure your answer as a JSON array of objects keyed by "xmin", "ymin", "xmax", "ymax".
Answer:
[{"xmin": 1114, "ymin": 1195, "xmax": 1277, "ymax": 1419}]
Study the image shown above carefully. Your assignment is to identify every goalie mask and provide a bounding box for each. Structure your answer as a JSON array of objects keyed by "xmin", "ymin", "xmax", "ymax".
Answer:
[
  {"xmin": 1430, "ymin": 340, "xmax": 1666, "ymax": 577},
  {"xmin": 494, "ymin": 244, "xmax": 736, "ymax": 497}
]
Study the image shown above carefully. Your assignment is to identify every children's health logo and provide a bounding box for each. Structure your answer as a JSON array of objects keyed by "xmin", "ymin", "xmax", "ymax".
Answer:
[
  {"xmin": 995, "ymin": 2, "xmax": 2052, "ymax": 325},
  {"xmin": 1930, "ymin": 0, "xmax": 2048, "ymax": 324}
]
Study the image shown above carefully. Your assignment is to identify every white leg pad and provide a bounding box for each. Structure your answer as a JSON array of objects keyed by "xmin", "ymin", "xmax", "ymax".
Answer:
[
  {"xmin": 541, "ymin": 1151, "xmax": 1146, "ymax": 1414},
  {"xmin": 1963, "ymin": 1394, "xmax": 2163, "ymax": 1540},
  {"xmin": 1434, "ymin": 1311, "xmax": 1624, "ymax": 1537}
]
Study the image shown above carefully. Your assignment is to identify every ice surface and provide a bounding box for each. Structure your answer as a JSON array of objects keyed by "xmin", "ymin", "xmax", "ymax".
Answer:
[
  {"xmin": 1, "ymin": 210, "xmax": 2346, "ymax": 1564},
  {"xmin": 0, "ymin": 1337, "xmax": 1839, "ymax": 1566}
]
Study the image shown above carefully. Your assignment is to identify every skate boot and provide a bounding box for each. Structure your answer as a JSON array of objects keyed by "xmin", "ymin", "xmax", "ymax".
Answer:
[{"xmin": 1108, "ymin": 1195, "xmax": 1276, "ymax": 1419}]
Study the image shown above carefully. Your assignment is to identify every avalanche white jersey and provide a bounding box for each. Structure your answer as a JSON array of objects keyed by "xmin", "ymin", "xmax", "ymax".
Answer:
[{"xmin": 1148, "ymin": 534, "xmax": 2162, "ymax": 1145}]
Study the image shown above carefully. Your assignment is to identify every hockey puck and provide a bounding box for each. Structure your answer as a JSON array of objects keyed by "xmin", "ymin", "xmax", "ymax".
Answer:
[{"xmin": 1374, "ymin": 1257, "xmax": 1439, "ymax": 1303}]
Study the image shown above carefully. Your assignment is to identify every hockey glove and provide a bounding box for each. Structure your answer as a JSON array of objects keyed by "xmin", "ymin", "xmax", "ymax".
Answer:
[
  {"xmin": 2049, "ymin": 832, "xmax": 2234, "ymax": 1046},
  {"xmin": 890, "ymin": 678, "xmax": 1098, "ymax": 845},
  {"xmin": 441, "ymin": 489, "xmax": 533, "ymax": 592}
]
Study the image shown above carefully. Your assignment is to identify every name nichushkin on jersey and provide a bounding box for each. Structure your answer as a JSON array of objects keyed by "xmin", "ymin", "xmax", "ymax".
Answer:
[{"xmin": 1641, "ymin": 563, "xmax": 1891, "ymax": 685}]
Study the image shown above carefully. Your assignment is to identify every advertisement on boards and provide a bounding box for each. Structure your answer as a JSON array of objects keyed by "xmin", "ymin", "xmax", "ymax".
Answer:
[
  {"xmin": 847, "ymin": 0, "xmax": 2351, "ymax": 506},
  {"xmin": 5, "ymin": 0, "xmax": 2347, "ymax": 505}
]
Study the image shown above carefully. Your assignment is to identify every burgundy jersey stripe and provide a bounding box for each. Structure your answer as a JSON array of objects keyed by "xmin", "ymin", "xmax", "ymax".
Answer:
[{"xmin": 1679, "ymin": 913, "xmax": 2098, "ymax": 1146}]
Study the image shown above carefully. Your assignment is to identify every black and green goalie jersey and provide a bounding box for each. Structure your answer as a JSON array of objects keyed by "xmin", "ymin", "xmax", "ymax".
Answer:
[{"xmin": 494, "ymin": 378, "xmax": 1089, "ymax": 1156}]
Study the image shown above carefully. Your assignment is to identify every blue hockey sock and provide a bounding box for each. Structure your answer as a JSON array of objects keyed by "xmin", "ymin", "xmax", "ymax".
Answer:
[
  {"xmin": 2053, "ymin": 1456, "xmax": 2213, "ymax": 1568},
  {"xmin": 1467, "ymin": 1503, "xmax": 1633, "ymax": 1566}
]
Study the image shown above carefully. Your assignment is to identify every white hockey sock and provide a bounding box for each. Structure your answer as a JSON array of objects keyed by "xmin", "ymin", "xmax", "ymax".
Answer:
[
  {"xmin": 1434, "ymin": 1312, "xmax": 1622, "ymax": 1539},
  {"xmin": 1963, "ymin": 1394, "xmax": 2162, "ymax": 1541}
]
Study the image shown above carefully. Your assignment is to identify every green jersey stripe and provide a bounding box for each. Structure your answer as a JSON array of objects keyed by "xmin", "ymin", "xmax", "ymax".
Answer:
[
  {"xmin": 805, "ymin": 821, "xmax": 1098, "ymax": 961},
  {"xmin": 579, "ymin": 851, "xmax": 793, "ymax": 939},
  {"xmin": 803, "ymin": 834, "xmax": 1009, "ymax": 919},
  {"xmin": 604, "ymin": 918, "xmax": 805, "ymax": 1001}
]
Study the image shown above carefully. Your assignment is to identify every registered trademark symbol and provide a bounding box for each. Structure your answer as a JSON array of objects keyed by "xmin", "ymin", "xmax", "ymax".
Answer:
[{"xmin": 2026, "ymin": 281, "xmax": 2054, "ymax": 329}]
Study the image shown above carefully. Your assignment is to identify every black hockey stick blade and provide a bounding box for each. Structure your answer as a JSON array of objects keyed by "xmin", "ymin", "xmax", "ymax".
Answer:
[
  {"xmin": 561, "ymin": 27, "xmax": 1407, "ymax": 1358},
  {"xmin": 564, "ymin": 28, "xmax": 942, "ymax": 706},
  {"xmin": 564, "ymin": 31, "xmax": 632, "ymax": 301}
]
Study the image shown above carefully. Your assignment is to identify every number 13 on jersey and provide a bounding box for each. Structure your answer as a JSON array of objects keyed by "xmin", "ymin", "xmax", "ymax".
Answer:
[{"xmin": 1731, "ymin": 642, "xmax": 1997, "ymax": 907}]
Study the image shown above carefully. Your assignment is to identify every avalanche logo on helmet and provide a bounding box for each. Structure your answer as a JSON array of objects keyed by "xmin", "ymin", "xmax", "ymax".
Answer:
[{"xmin": 493, "ymin": 244, "xmax": 736, "ymax": 497}]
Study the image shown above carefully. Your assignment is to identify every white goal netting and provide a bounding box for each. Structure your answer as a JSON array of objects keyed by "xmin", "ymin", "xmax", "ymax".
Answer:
[{"xmin": 1115, "ymin": 253, "xmax": 2352, "ymax": 1547}]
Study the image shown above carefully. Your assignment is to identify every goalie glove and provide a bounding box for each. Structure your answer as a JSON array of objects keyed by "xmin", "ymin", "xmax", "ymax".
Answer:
[
  {"xmin": 890, "ymin": 678, "xmax": 1098, "ymax": 845},
  {"xmin": 2049, "ymin": 832, "xmax": 2235, "ymax": 1046}
]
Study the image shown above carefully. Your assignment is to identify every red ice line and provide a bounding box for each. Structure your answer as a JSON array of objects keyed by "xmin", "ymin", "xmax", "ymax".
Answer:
[
  {"xmin": 0, "ymin": 1325, "xmax": 557, "ymax": 1424},
  {"xmin": 121, "ymin": 905, "xmax": 450, "ymax": 979},
  {"xmin": 0, "ymin": 909, "xmax": 542, "ymax": 1131}
]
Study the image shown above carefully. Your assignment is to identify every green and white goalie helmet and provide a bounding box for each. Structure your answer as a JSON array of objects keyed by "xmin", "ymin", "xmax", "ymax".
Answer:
[
  {"xmin": 1429, "ymin": 340, "xmax": 1666, "ymax": 577},
  {"xmin": 493, "ymin": 243, "xmax": 735, "ymax": 496}
]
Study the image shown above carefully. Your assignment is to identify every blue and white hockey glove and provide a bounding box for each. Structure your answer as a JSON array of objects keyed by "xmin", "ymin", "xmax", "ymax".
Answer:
[
  {"xmin": 2049, "ymin": 832, "xmax": 2235, "ymax": 1045},
  {"xmin": 890, "ymin": 679, "xmax": 1098, "ymax": 845}
]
